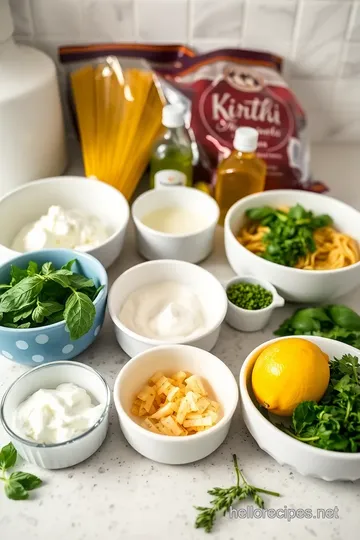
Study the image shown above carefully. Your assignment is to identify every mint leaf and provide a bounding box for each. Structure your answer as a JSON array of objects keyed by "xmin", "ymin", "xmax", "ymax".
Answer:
[
  {"xmin": 47, "ymin": 273, "xmax": 71, "ymax": 289},
  {"xmin": 0, "ymin": 276, "xmax": 44, "ymax": 313},
  {"xmin": 64, "ymin": 291, "xmax": 95, "ymax": 340},
  {"xmin": 93, "ymin": 285, "xmax": 105, "ymax": 300},
  {"xmin": 46, "ymin": 311, "xmax": 64, "ymax": 324},
  {"xmin": 62, "ymin": 259, "xmax": 76, "ymax": 271},
  {"xmin": 27, "ymin": 261, "xmax": 38, "ymax": 276},
  {"xmin": 9, "ymin": 472, "xmax": 42, "ymax": 491},
  {"xmin": 32, "ymin": 300, "xmax": 64, "ymax": 323},
  {"xmin": 17, "ymin": 322, "xmax": 31, "ymax": 329},
  {"xmin": 10, "ymin": 265, "xmax": 27, "ymax": 286},
  {"xmin": 41, "ymin": 262, "xmax": 55, "ymax": 276},
  {"xmin": 67, "ymin": 274, "xmax": 94, "ymax": 290},
  {"xmin": 5, "ymin": 480, "xmax": 28, "ymax": 500},
  {"xmin": 13, "ymin": 304, "xmax": 35, "ymax": 323},
  {"xmin": 0, "ymin": 442, "xmax": 17, "ymax": 470}
]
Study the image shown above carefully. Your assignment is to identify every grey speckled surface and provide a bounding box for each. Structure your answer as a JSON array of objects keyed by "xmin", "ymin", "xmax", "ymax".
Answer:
[{"xmin": 1, "ymin": 142, "xmax": 360, "ymax": 540}]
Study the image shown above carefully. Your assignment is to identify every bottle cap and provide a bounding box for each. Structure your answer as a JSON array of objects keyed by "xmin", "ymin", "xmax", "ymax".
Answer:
[
  {"xmin": 233, "ymin": 127, "xmax": 259, "ymax": 152},
  {"xmin": 162, "ymin": 104, "xmax": 185, "ymax": 128}
]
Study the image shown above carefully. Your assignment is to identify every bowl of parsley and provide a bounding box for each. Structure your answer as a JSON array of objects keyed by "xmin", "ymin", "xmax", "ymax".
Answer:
[
  {"xmin": 0, "ymin": 249, "xmax": 107, "ymax": 366},
  {"xmin": 240, "ymin": 335, "xmax": 360, "ymax": 481}
]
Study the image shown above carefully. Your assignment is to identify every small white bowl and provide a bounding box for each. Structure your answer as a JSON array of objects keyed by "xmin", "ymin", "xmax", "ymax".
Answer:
[
  {"xmin": 114, "ymin": 344, "xmax": 239, "ymax": 464},
  {"xmin": 0, "ymin": 361, "xmax": 110, "ymax": 469},
  {"xmin": 108, "ymin": 259, "xmax": 228, "ymax": 358},
  {"xmin": 224, "ymin": 189, "xmax": 360, "ymax": 303},
  {"xmin": 225, "ymin": 276, "xmax": 284, "ymax": 332},
  {"xmin": 240, "ymin": 336, "xmax": 360, "ymax": 481},
  {"xmin": 132, "ymin": 186, "xmax": 220, "ymax": 263},
  {"xmin": 0, "ymin": 176, "xmax": 130, "ymax": 269}
]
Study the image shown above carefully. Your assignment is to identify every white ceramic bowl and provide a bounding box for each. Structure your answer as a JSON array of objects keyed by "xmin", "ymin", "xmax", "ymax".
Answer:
[
  {"xmin": 108, "ymin": 259, "xmax": 228, "ymax": 358},
  {"xmin": 114, "ymin": 344, "xmax": 239, "ymax": 464},
  {"xmin": 0, "ymin": 176, "xmax": 130, "ymax": 269},
  {"xmin": 225, "ymin": 276, "xmax": 284, "ymax": 332},
  {"xmin": 132, "ymin": 186, "xmax": 220, "ymax": 263},
  {"xmin": 224, "ymin": 189, "xmax": 360, "ymax": 303},
  {"xmin": 240, "ymin": 336, "xmax": 360, "ymax": 481},
  {"xmin": 0, "ymin": 361, "xmax": 110, "ymax": 469}
]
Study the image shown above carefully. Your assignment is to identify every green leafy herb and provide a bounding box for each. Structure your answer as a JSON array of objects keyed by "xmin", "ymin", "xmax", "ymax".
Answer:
[
  {"xmin": 64, "ymin": 291, "xmax": 96, "ymax": 340},
  {"xmin": 227, "ymin": 282, "xmax": 273, "ymax": 310},
  {"xmin": 0, "ymin": 259, "xmax": 103, "ymax": 340},
  {"xmin": 279, "ymin": 354, "xmax": 360, "ymax": 452},
  {"xmin": 245, "ymin": 204, "xmax": 332, "ymax": 267},
  {"xmin": 194, "ymin": 454, "xmax": 280, "ymax": 533},
  {"xmin": 0, "ymin": 442, "xmax": 42, "ymax": 500},
  {"xmin": 275, "ymin": 304, "xmax": 360, "ymax": 349}
]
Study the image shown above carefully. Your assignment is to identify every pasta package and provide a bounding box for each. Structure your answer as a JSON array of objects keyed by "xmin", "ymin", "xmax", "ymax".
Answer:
[{"xmin": 60, "ymin": 46, "xmax": 169, "ymax": 199}]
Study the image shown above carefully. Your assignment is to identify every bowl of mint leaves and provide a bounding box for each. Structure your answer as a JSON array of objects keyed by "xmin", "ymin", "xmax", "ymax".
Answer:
[{"xmin": 0, "ymin": 249, "xmax": 107, "ymax": 366}]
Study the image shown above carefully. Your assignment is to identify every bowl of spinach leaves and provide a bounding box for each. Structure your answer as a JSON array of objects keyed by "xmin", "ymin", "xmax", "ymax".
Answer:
[
  {"xmin": 240, "ymin": 335, "xmax": 360, "ymax": 481},
  {"xmin": 0, "ymin": 249, "xmax": 107, "ymax": 366}
]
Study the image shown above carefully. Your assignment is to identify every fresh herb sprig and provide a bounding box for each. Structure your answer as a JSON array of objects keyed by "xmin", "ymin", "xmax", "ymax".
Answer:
[
  {"xmin": 0, "ymin": 259, "xmax": 104, "ymax": 340},
  {"xmin": 0, "ymin": 442, "xmax": 42, "ymax": 500},
  {"xmin": 246, "ymin": 204, "xmax": 332, "ymax": 268},
  {"xmin": 280, "ymin": 354, "xmax": 360, "ymax": 452},
  {"xmin": 194, "ymin": 454, "xmax": 280, "ymax": 533},
  {"xmin": 274, "ymin": 305, "xmax": 360, "ymax": 349}
]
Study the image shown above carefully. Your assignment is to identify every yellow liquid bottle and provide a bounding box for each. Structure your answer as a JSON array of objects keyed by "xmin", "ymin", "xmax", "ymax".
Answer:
[{"xmin": 215, "ymin": 127, "xmax": 267, "ymax": 225}]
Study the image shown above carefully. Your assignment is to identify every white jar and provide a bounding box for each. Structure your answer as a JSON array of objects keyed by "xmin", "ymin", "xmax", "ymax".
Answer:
[{"xmin": 0, "ymin": 0, "xmax": 67, "ymax": 197}]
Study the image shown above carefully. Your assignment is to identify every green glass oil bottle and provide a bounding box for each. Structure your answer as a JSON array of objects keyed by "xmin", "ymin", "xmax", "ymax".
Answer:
[{"xmin": 150, "ymin": 105, "xmax": 193, "ymax": 188}]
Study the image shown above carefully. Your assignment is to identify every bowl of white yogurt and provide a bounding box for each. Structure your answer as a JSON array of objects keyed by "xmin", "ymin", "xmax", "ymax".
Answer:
[
  {"xmin": 108, "ymin": 259, "xmax": 228, "ymax": 357},
  {"xmin": 0, "ymin": 176, "xmax": 129, "ymax": 269},
  {"xmin": 0, "ymin": 361, "xmax": 110, "ymax": 469},
  {"xmin": 132, "ymin": 186, "xmax": 220, "ymax": 263}
]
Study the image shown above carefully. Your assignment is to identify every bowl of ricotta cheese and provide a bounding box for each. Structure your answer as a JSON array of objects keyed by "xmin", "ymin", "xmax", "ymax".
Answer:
[
  {"xmin": 108, "ymin": 259, "xmax": 228, "ymax": 357},
  {"xmin": 0, "ymin": 176, "xmax": 129, "ymax": 268},
  {"xmin": 0, "ymin": 361, "xmax": 110, "ymax": 469}
]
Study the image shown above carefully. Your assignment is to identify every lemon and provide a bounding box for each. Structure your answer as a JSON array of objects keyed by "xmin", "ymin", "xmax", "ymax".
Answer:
[{"xmin": 251, "ymin": 338, "xmax": 330, "ymax": 417}]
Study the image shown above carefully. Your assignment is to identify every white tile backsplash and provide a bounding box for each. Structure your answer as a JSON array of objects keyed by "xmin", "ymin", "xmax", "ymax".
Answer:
[
  {"xmin": 243, "ymin": 1, "xmax": 297, "ymax": 42},
  {"xmin": 135, "ymin": 0, "xmax": 188, "ymax": 42},
  {"xmin": 8, "ymin": 0, "xmax": 360, "ymax": 142},
  {"xmin": 82, "ymin": 0, "xmax": 135, "ymax": 42},
  {"xmin": 190, "ymin": 0, "xmax": 243, "ymax": 40}
]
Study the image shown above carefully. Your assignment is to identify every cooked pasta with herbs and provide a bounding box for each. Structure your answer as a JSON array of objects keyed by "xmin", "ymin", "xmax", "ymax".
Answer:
[{"xmin": 237, "ymin": 204, "xmax": 359, "ymax": 270}]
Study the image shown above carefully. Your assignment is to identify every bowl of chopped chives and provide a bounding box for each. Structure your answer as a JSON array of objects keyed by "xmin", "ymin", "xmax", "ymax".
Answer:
[{"xmin": 225, "ymin": 276, "xmax": 284, "ymax": 332}]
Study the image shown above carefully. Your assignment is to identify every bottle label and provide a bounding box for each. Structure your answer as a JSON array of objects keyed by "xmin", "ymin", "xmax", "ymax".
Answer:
[{"xmin": 154, "ymin": 169, "xmax": 187, "ymax": 188}]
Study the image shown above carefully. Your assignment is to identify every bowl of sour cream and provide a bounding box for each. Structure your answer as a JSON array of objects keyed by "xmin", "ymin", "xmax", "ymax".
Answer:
[
  {"xmin": 108, "ymin": 259, "xmax": 228, "ymax": 358},
  {"xmin": 0, "ymin": 176, "xmax": 129, "ymax": 269},
  {"xmin": 0, "ymin": 361, "xmax": 110, "ymax": 469},
  {"xmin": 132, "ymin": 186, "xmax": 220, "ymax": 264}
]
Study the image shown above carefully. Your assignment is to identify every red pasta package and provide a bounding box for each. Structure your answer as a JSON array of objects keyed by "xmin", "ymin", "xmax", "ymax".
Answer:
[{"xmin": 152, "ymin": 48, "xmax": 326, "ymax": 192}]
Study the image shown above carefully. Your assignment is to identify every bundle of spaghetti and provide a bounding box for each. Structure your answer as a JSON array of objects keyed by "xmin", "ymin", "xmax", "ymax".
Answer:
[{"xmin": 70, "ymin": 57, "xmax": 164, "ymax": 199}]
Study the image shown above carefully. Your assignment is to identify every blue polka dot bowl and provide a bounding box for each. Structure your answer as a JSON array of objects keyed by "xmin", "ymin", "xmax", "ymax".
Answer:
[{"xmin": 0, "ymin": 249, "xmax": 108, "ymax": 366}]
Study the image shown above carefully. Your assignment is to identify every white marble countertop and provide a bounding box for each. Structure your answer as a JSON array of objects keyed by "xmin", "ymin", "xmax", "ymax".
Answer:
[{"xmin": 1, "ymin": 142, "xmax": 360, "ymax": 540}]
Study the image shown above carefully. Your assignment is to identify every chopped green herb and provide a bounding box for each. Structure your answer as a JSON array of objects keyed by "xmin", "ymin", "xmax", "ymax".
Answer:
[
  {"xmin": 227, "ymin": 282, "xmax": 272, "ymax": 310},
  {"xmin": 246, "ymin": 204, "xmax": 332, "ymax": 268}
]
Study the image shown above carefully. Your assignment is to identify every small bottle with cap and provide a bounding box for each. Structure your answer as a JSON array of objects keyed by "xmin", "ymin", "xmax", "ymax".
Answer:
[
  {"xmin": 215, "ymin": 127, "xmax": 267, "ymax": 225},
  {"xmin": 150, "ymin": 104, "xmax": 193, "ymax": 189}
]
